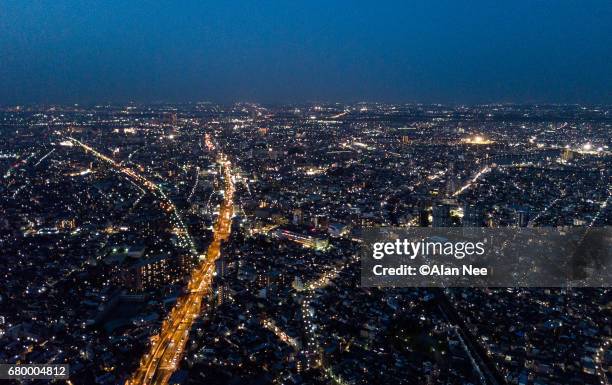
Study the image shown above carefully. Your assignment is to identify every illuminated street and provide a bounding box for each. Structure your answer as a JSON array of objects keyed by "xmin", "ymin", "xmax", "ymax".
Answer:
[
  {"xmin": 1, "ymin": 103, "xmax": 610, "ymax": 385},
  {"xmin": 2, "ymin": 3, "xmax": 612, "ymax": 384},
  {"xmin": 126, "ymin": 152, "xmax": 235, "ymax": 385},
  {"xmin": 68, "ymin": 137, "xmax": 197, "ymax": 254}
]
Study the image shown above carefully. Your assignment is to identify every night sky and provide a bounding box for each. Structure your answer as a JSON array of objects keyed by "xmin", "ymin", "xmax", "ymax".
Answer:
[{"xmin": 1, "ymin": 1, "xmax": 611, "ymax": 105}]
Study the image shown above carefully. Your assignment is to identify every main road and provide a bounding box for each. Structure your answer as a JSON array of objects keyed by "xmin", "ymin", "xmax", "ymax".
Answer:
[
  {"xmin": 126, "ymin": 152, "xmax": 235, "ymax": 385},
  {"xmin": 68, "ymin": 137, "xmax": 235, "ymax": 385}
]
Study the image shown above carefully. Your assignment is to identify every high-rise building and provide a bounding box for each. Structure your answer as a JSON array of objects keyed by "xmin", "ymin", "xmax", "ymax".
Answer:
[
  {"xmin": 292, "ymin": 209, "xmax": 303, "ymax": 225},
  {"xmin": 561, "ymin": 148, "xmax": 574, "ymax": 162},
  {"xmin": 161, "ymin": 111, "xmax": 177, "ymax": 126},
  {"xmin": 516, "ymin": 209, "xmax": 530, "ymax": 227},
  {"xmin": 179, "ymin": 254, "xmax": 196, "ymax": 275},
  {"xmin": 215, "ymin": 255, "xmax": 226, "ymax": 278},
  {"xmin": 446, "ymin": 177, "xmax": 459, "ymax": 196},
  {"xmin": 432, "ymin": 204, "xmax": 451, "ymax": 227},
  {"xmin": 419, "ymin": 208, "xmax": 430, "ymax": 227},
  {"xmin": 216, "ymin": 283, "xmax": 226, "ymax": 306},
  {"xmin": 129, "ymin": 255, "xmax": 179, "ymax": 291},
  {"xmin": 313, "ymin": 214, "xmax": 328, "ymax": 229},
  {"xmin": 463, "ymin": 204, "xmax": 484, "ymax": 227}
]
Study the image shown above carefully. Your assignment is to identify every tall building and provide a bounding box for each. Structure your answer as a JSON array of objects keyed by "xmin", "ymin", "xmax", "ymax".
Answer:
[
  {"xmin": 516, "ymin": 209, "xmax": 530, "ymax": 227},
  {"xmin": 446, "ymin": 177, "xmax": 459, "ymax": 196},
  {"xmin": 292, "ymin": 209, "xmax": 303, "ymax": 225},
  {"xmin": 313, "ymin": 214, "xmax": 328, "ymax": 229},
  {"xmin": 419, "ymin": 208, "xmax": 430, "ymax": 227},
  {"xmin": 432, "ymin": 204, "xmax": 451, "ymax": 227},
  {"xmin": 463, "ymin": 204, "xmax": 484, "ymax": 227},
  {"xmin": 215, "ymin": 255, "xmax": 226, "ymax": 278},
  {"xmin": 216, "ymin": 282, "xmax": 227, "ymax": 306},
  {"xmin": 129, "ymin": 255, "xmax": 180, "ymax": 291},
  {"xmin": 179, "ymin": 254, "xmax": 196, "ymax": 275},
  {"xmin": 161, "ymin": 111, "xmax": 177, "ymax": 127},
  {"xmin": 561, "ymin": 148, "xmax": 574, "ymax": 162}
]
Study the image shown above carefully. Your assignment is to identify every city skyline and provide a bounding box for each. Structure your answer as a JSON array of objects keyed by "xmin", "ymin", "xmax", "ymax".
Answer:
[
  {"xmin": 1, "ymin": 102, "xmax": 610, "ymax": 384},
  {"xmin": 1, "ymin": 2, "xmax": 611, "ymax": 384}
]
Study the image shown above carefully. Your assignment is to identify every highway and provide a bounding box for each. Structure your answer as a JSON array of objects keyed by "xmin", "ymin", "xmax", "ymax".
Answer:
[
  {"xmin": 126, "ymin": 153, "xmax": 235, "ymax": 385},
  {"xmin": 68, "ymin": 136, "xmax": 234, "ymax": 385}
]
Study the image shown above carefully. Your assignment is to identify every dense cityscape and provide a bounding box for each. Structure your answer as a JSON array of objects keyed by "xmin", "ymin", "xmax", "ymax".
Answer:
[{"xmin": 0, "ymin": 103, "xmax": 610, "ymax": 385}]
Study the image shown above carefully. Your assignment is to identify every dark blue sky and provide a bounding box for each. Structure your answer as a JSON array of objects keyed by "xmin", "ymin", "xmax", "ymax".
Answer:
[{"xmin": 1, "ymin": 1, "xmax": 611, "ymax": 104}]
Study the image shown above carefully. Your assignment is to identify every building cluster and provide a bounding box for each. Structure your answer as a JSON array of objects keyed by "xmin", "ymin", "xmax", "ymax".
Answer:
[{"xmin": 0, "ymin": 103, "xmax": 610, "ymax": 384}]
